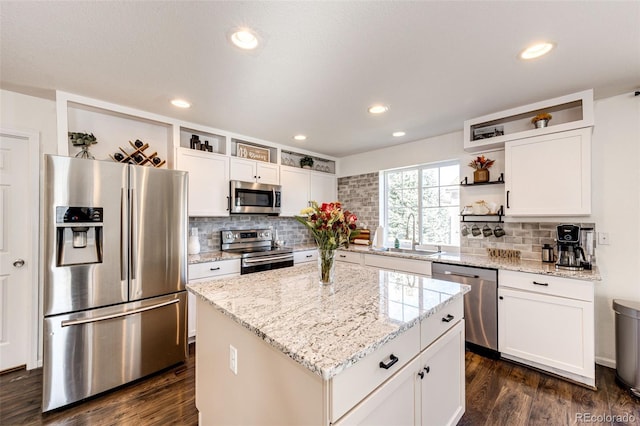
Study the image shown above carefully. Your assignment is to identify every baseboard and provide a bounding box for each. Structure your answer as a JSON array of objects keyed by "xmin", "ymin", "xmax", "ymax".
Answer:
[{"xmin": 595, "ymin": 356, "xmax": 616, "ymax": 369}]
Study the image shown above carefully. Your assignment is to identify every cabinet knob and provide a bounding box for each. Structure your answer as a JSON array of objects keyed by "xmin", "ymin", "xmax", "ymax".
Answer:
[
  {"xmin": 499, "ymin": 296, "xmax": 504, "ymax": 300},
  {"xmin": 442, "ymin": 314, "xmax": 454, "ymax": 323},
  {"xmin": 423, "ymin": 366, "xmax": 430, "ymax": 374},
  {"xmin": 418, "ymin": 371, "xmax": 425, "ymax": 379}
]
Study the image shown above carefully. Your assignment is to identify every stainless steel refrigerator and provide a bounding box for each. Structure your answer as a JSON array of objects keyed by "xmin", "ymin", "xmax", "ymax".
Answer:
[{"xmin": 42, "ymin": 155, "xmax": 188, "ymax": 412}]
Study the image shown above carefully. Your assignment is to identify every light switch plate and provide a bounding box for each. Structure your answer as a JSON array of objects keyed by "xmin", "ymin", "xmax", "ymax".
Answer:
[{"xmin": 598, "ymin": 232, "xmax": 610, "ymax": 245}]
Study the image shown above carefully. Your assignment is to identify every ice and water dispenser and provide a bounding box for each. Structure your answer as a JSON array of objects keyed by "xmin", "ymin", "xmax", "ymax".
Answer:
[{"xmin": 55, "ymin": 206, "xmax": 104, "ymax": 266}]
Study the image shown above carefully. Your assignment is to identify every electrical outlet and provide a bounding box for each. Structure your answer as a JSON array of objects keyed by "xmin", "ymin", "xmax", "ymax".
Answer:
[
  {"xmin": 598, "ymin": 232, "xmax": 610, "ymax": 245},
  {"xmin": 229, "ymin": 345, "xmax": 238, "ymax": 375}
]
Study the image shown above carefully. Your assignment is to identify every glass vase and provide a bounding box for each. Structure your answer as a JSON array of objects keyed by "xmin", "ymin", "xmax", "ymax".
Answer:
[{"xmin": 318, "ymin": 248, "xmax": 336, "ymax": 285}]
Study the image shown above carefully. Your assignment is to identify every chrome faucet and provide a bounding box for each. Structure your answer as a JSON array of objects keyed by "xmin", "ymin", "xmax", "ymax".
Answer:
[{"xmin": 405, "ymin": 213, "xmax": 416, "ymax": 250}]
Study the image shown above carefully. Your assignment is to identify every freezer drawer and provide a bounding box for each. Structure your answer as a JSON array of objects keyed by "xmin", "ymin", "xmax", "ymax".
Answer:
[{"xmin": 42, "ymin": 292, "xmax": 187, "ymax": 412}]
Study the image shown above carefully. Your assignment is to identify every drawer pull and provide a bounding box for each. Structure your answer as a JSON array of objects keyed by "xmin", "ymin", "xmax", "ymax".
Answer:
[
  {"xmin": 379, "ymin": 354, "xmax": 399, "ymax": 370},
  {"xmin": 339, "ymin": 254, "xmax": 347, "ymax": 258},
  {"xmin": 305, "ymin": 255, "xmax": 313, "ymax": 258},
  {"xmin": 418, "ymin": 366, "xmax": 430, "ymax": 379},
  {"xmin": 210, "ymin": 267, "xmax": 221, "ymax": 271},
  {"xmin": 442, "ymin": 314, "xmax": 454, "ymax": 323},
  {"xmin": 533, "ymin": 281, "xmax": 549, "ymax": 286}
]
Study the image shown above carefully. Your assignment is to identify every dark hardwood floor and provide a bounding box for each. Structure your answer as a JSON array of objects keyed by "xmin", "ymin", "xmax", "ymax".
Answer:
[{"xmin": 1, "ymin": 346, "xmax": 638, "ymax": 425}]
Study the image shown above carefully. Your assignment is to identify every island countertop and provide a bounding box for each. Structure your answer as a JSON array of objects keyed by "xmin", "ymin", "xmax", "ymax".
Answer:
[{"xmin": 187, "ymin": 262, "xmax": 469, "ymax": 380}]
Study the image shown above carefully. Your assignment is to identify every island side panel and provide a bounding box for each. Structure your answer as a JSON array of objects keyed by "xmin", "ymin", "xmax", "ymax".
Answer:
[{"xmin": 195, "ymin": 297, "xmax": 329, "ymax": 426}]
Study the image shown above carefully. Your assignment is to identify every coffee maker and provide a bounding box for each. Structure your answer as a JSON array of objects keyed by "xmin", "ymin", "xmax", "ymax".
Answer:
[{"xmin": 555, "ymin": 224, "xmax": 586, "ymax": 270}]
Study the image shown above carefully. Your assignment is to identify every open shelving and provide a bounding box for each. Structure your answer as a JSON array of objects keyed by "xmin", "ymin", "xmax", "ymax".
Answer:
[
  {"xmin": 460, "ymin": 173, "xmax": 504, "ymax": 186},
  {"xmin": 280, "ymin": 150, "xmax": 336, "ymax": 174},
  {"xmin": 463, "ymin": 89, "xmax": 594, "ymax": 152}
]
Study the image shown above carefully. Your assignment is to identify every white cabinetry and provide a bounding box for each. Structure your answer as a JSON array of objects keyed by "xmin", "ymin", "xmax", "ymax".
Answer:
[
  {"xmin": 279, "ymin": 166, "xmax": 337, "ymax": 216},
  {"xmin": 463, "ymin": 89, "xmax": 594, "ymax": 152},
  {"xmin": 336, "ymin": 251, "xmax": 364, "ymax": 265},
  {"xmin": 336, "ymin": 320, "xmax": 464, "ymax": 426},
  {"xmin": 310, "ymin": 171, "xmax": 337, "ymax": 204},
  {"xmin": 293, "ymin": 249, "xmax": 317, "ymax": 264},
  {"xmin": 230, "ymin": 157, "xmax": 279, "ymax": 185},
  {"xmin": 187, "ymin": 259, "xmax": 240, "ymax": 339},
  {"xmin": 504, "ymin": 128, "xmax": 591, "ymax": 216},
  {"xmin": 175, "ymin": 148, "xmax": 230, "ymax": 217},
  {"xmin": 418, "ymin": 320, "xmax": 465, "ymax": 426},
  {"xmin": 498, "ymin": 270, "xmax": 595, "ymax": 387}
]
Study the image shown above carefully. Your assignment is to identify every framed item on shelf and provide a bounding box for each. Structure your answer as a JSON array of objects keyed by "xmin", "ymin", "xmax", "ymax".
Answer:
[
  {"xmin": 237, "ymin": 143, "xmax": 270, "ymax": 163},
  {"xmin": 473, "ymin": 125, "xmax": 504, "ymax": 141}
]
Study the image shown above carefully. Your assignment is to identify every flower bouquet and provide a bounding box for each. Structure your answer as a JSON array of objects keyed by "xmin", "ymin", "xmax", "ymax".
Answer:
[{"xmin": 296, "ymin": 201, "xmax": 358, "ymax": 284}]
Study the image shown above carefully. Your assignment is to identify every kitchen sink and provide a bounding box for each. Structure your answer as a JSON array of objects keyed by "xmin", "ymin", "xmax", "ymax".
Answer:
[{"xmin": 386, "ymin": 247, "xmax": 443, "ymax": 256}]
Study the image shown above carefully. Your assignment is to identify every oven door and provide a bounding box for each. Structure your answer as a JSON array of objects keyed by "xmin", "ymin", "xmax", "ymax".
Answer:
[
  {"xmin": 230, "ymin": 180, "xmax": 281, "ymax": 215},
  {"xmin": 241, "ymin": 253, "xmax": 294, "ymax": 274}
]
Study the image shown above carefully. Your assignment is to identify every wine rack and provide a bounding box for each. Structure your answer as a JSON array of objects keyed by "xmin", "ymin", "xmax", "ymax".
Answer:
[{"xmin": 110, "ymin": 140, "xmax": 165, "ymax": 167}]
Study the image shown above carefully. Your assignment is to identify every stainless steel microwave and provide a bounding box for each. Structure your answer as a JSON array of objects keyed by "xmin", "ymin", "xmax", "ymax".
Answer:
[{"xmin": 229, "ymin": 180, "xmax": 281, "ymax": 215}]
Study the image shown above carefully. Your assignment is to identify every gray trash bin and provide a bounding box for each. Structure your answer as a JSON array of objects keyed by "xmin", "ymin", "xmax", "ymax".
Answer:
[{"xmin": 613, "ymin": 299, "xmax": 640, "ymax": 398}]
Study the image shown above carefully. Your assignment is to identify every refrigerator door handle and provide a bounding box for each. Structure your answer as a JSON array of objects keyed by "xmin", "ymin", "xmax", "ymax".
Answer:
[
  {"xmin": 61, "ymin": 298, "xmax": 179, "ymax": 327},
  {"xmin": 130, "ymin": 188, "xmax": 137, "ymax": 280},
  {"xmin": 121, "ymin": 188, "xmax": 127, "ymax": 281}
]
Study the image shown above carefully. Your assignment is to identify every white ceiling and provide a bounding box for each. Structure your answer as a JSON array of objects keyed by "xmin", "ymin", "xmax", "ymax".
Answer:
[{"xmin": 1, "ymin": 1, "xmax": 639, "ymax": 157}]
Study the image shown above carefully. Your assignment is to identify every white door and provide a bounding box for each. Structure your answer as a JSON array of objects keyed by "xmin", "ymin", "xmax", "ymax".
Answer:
[{"xmin": 0, "ymin": 130, "xmax": 37, "ymax": 371}]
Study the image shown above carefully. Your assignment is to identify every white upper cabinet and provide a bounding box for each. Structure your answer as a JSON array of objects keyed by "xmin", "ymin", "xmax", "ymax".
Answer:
[
  {"xmin": 504, "ymin": 128, "xmax": 591, "ymax": 216},
  {"xmin": 309, "ymin": 171, "xmax": 337, "ymax": 203},
  {"xmin": 279, "ymin": 167, "xmax": 311, "ymax": 216},
  {"xmin": 463, "ymin": 89, "xmax": 594, "ymax": 153},
  {"xmin": 279, "ymin": 167, "xmax": 337, "ymax": 216},
  {"xmin": 230, "ymin": 157, "xmax": 279, "ymax": 185},
  {"xmin": 176, "ymin": 148, "xmax": 230, "ymax": 217}
]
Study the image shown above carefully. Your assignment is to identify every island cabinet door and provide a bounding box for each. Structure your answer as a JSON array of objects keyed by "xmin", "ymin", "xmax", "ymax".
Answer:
[
  {"xmin": 333, "ymin": 354, "xmax": 421, "ymax": 426},
  {"xmin": 418, "ymin": 320, "xmax": 465, "ymax": 426}
]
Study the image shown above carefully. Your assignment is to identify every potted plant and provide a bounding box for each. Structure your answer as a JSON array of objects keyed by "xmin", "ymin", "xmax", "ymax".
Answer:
[
  {"xmin": 68, "ymin": 132, "xmax": 97, "ymax": 159},
  {"xmin": 468, "ymin": 155, "xmax": 495, "ymax": 183},
  {"xmin": 531, "ymin": 112, "xmax": 552, "ymax": 128},
  {"xmin": 300, "ymin": 156, "xmax": 314, "ymax": 169}
]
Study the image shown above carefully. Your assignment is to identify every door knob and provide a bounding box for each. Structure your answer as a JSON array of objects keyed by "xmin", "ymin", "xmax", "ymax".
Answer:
[{"xmin": 13, "ymin": 259, "xmax": 25, "ymax": 268}]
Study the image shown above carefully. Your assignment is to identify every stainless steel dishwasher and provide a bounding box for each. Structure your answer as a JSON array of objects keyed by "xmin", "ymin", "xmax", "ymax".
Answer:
[{"xmin": 432, "ymin": 262, "xmax": 499, "ymax": 356}]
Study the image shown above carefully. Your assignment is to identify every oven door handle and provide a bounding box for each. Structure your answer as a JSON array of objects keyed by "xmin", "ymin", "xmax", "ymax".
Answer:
[{"xmin": 243, "ymin": 254, "xmax": 294, "ymax": 264}]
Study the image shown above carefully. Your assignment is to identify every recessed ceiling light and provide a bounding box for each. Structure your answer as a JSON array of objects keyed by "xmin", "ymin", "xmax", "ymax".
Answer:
[
  {"xmin": 230, "ymin": 29, "xmax": 259, "ymax": 50},
  {"xmin": 520, "ymin": 42, "xmax": 555, "ymax": 60},
  {"xmin": 170, "ymin": 99, "xmax": 191, "ymax": 108},
  {"xmin": 392, "ymin": 131, "xmax": 406, "ymax": 137},
  {"xmin": 293, "ymin": 135, "xmax": 307, "ymax": 141},
  {"xmin": 368, "ymin": 104, "xmax": 389, "ymax": 114}
]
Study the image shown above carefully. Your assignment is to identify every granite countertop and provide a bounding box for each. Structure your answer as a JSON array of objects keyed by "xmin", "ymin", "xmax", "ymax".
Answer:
[
  {"xmin": 340, "ymin": 245, "xmax": 601, "ymax": 281},
  {"xmin": 187, "ymin": 262, "xmax": 469, "ymax": 380}
]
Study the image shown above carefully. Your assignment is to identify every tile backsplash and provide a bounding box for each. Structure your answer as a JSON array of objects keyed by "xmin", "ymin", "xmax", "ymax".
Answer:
[
  {"xmin": 337, "ymin": 172, "xmax": 379, "ymax": 232},
  {"xmin": 189, "ymin": 216, "xmax": 313, "ymax": 253},
  {"xmin": 460, "ymin": 221, "xmax": 596, "ymax": 261}
]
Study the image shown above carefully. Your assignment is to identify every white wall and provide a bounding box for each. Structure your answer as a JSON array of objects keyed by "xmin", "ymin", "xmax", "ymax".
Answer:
[
  {"xmin": 339, "ymin": 92, "xmax": 640, "ymax": 366},
  {"xmin": 590, "ymin": 93, "xmax": 640, "ymax": 366},
  {"xmin": 1, "ymin": 90, "xmax": 57, "ymax": 154}
]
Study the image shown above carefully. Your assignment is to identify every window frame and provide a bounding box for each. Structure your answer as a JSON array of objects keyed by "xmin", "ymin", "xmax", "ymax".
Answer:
[{"xmin": 381, "ymin": 160, "xmax": 460, "ymax": 247}]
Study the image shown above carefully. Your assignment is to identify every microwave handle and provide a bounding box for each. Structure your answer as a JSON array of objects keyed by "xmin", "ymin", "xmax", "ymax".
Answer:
[{"xmin": 227, "ymin": 195, "xmax": 231, "ymax": 211}]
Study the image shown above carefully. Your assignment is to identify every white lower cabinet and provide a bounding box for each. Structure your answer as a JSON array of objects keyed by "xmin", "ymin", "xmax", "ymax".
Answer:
[
  {"xmin": 336, "ymin": 250, "xmax": 364, "ymax": 265},
  {"xmin": 335, "ymin": 321, "xmax": 465, "ymax": 426},
  {"xmin": 187, "ymin": 259, "xmax": 240, "ymax": 339},
  {"xmin": 498, "ymin": 270, "xmax": 595, "ymax": 387},
  {"xmin": 418, "ymin": 320, "xmax": 465, "ymax": 426},
  {"xmin": 293, "ymin": 249, "xmax": 317, "ymax": 264}
]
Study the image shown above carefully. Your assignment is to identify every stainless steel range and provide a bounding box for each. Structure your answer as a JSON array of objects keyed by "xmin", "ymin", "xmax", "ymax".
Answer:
[{"xmin": 221, "ymin": 229, "xmax": 293, "ymax": 274}]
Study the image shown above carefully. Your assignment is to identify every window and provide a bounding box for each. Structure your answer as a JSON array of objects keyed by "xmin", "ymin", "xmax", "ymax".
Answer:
[{"xmin": 382, "ymin": 161, "xmax": 459, "ymax": 247}]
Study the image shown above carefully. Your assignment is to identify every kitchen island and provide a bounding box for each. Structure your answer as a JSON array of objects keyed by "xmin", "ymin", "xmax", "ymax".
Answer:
[{"xmin": 187, "ymin": 262, "xmax": 469, "ymax": 425}]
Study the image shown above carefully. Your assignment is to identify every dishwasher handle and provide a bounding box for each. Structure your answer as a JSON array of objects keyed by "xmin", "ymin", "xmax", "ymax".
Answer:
[{"xmin": 443, "ymin": 270, "xmax": 480, "ymax": 279}]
